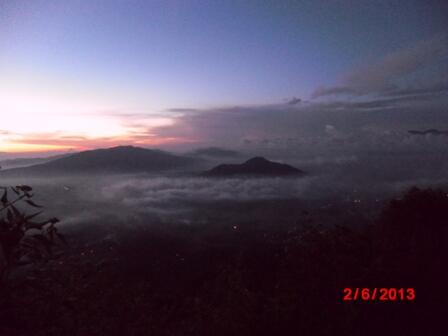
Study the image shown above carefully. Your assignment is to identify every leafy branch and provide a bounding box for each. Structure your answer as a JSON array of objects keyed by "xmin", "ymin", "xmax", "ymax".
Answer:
[{"xmin": 0, "ymin": 185, "xmax": 65, "ymax": 284}]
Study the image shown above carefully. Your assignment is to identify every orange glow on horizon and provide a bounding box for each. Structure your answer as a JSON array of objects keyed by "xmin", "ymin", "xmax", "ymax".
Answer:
[
  {"xmin": 0, "ymin": 136, "xmax": 196, "ymax": 155},
  {"xmin": 0, "ymin": 109, "xmax": 183, "ymax": 154},
  {"xmin": 0, "ymin": 143, "xmax": 76, "ymax": 153}
]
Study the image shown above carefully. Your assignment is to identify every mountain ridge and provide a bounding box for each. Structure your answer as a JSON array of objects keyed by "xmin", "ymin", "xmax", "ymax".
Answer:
[{"xmin": 0, "ymin": 146, "xmax": 198, "ymax": 176}]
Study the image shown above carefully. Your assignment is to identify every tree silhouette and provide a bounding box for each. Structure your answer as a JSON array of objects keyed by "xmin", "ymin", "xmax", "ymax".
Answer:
[{"xmin": 375, "ymin": 187, "xmax": 448, "ymax": 274}]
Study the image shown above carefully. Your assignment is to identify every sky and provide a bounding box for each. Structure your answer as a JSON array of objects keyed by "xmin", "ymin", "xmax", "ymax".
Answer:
[{"xmin": 0, "ymin": 0, "xmax": 447, "ymax": 156}]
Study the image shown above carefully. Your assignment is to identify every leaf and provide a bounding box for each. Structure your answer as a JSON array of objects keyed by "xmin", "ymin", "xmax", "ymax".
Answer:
[
  {"xmin": 56, "ymin": 232, "xmax": 67, "ymax": 245},
  {"xmin": 1, "ymin": 188, "xmax": 8, "ymax": 205},
  {"xmin": 10, "ymin": 204, "xmax": 22, "ymax": 218},
  {"xmin": 32, "ymin": 234, "xmax": 52, "ymax": 254},
  {"xmin": 7, "ymin": 208, "xmax": 13, "ymax": 222},
  {"xmin": 17, "ymin": 185, "xmax": 32, "ymax": 192},
  {"xmin": 25, "ymin": 200, "xmax": 43, "ymax": 208},
  {"xmin": 25, "ymin": 217, "xmax": 59, "ymax": 230},
  {"xmin": 25, "ymin": 220, "xmax": 50, "ymax": 230},
  {"xmin": 25, "ymin": 211, "xmax": 43, "ymax": 221},
  {"xmin": 48, "ymin": 226, "xmax": 55, "ymax": 240}
]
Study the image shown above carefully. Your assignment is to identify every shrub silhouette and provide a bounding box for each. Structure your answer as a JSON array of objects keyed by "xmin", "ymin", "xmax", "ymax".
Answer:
[
  {"xmin": 373, "ymin": 187, "xmax": 448, "ymax": 280},
  {"xmin": 0, "ymin": 185, "xmax": 64, "ymax": 284}
]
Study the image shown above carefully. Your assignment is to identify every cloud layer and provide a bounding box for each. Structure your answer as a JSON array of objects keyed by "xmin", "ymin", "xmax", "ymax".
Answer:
[{"xmin": 312, "ymin": 34, "xmax": 448, "ymax": 98}]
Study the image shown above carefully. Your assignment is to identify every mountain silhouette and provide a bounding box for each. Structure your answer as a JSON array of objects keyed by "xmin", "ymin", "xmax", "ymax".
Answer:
[
  {"xmin": 0, "ymin": 146, "xmax": 197, "ymax": 176},
  {"xmin": 203, "ymin": 157, "xmax": 305, "ymax": 177},
  {"xmin": 0, "ymin": 153, "xmax": 72, "ymax": 170}
]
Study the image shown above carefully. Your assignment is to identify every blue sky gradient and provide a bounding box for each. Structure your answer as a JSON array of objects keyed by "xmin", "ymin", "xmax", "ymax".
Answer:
[{"xmin": 0, "ymin": 0, "xmax": 447, "ymax": 154}]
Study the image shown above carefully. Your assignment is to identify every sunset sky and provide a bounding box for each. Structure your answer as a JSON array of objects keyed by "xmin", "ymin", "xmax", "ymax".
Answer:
[{"xmin": 1, "ymin": 0, "xmax": 447, "ymax": 156}]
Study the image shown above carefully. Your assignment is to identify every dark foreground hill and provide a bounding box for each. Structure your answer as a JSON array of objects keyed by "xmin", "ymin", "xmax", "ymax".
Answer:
[
  {"xmin": 0, "ymin": 146, "xmax": 197, "ymax": 176},
  {"xmin": 203, "ymin": 157, "xmax": 305, "ymax": 177},
  {"xmin": 1, "ymin": 188, "xmax": 446, "ymax": 335}
]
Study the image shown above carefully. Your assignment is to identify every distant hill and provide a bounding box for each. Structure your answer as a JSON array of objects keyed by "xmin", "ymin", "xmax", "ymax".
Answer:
[
  {"xmin": 0, "ymin": 153, "xmax": 72, "ymax": 170},
  {"xmin": 0, "ymin": 146, "xmax": 198, "ymax": 176},
  {"xmin": 203, "ymin": 157, "xmax": 305, "ymax": 177}
]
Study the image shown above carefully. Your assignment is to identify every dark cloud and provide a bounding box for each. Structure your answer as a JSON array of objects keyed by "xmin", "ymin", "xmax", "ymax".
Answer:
[
  {"xmin": 165, "ymin": 108, "xmax": 200, "ymax": 114},
  {"xmin": 319, "ymin": 93, "xmax": 441, "ymax": 110},
  {"xmin": 155, "ymin": 93, "xmax": 448, "ymax": 156},
  {"xmin": 381, "ymin": 78, "xmax": 448, "ymax": 97},
  {"xmin": 188, "ymin": 147, "xmax": 241, "ymax": 158},
  {"xmin": 408, "ymin": 129, "xmax": 448, "ymax": 136},
  {"xmin": 287, "ymin": 97, "xmax": 302, "ymax": 105},
  {"xmin": 311, "ymin": 86, "xmax": 356, "ymax": 98},
  {"xmin": 152, "ymin": 35, "xmax": 448, "ymax": 160},
  {"xmin": 312, "ymin": 34, "xmax": 448, "ymax": 99}
]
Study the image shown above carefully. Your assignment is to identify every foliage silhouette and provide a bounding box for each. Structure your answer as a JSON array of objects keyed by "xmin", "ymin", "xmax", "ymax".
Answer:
[{"xmin": 0, "ymin": 185, "xmax": 64, "ymax": 284}]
